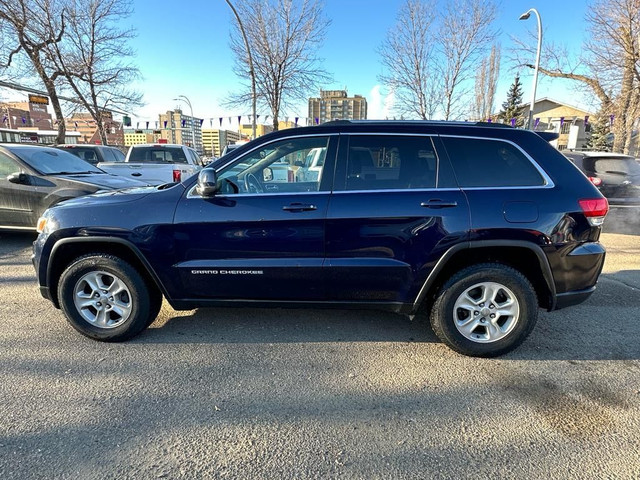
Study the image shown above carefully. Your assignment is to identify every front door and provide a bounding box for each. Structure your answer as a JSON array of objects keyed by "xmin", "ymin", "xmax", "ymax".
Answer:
[
  {"xmin": 0, "ymin": 150, "xmax": 38, "ymax": 228},
  {"xmin": 171, "ymin": 134, "xmax": 337, "ymax": 301}
]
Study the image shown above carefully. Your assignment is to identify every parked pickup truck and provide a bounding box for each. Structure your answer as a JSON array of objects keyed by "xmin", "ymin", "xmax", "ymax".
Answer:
[{"xmin": 98, "ymin": 144, "xmax": 204, "ymax": 185}]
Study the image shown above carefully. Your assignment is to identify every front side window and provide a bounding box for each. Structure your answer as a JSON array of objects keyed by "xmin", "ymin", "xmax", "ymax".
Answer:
[
  {"xmin": 442, "ymin": 137, "xmax": 545, "ymax": 188},
  {"xmin": 0, "ymin": 151, "xmax": 19, "ymax": 176},
  {"xmin": 345, "ymin": 135, "xmax": 437, "ymax": 191},
  {"xmin": 217, "ymin": 136, "xmax": 330, "ymax": 195}
]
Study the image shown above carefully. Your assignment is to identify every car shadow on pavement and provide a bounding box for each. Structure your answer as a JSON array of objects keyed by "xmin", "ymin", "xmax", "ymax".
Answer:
[
  {"xmin": 139, "ymin": 307, "xmax": 438, "ymax": 345},
  {"xmin": 137, "ymin": 271, "xmax": 640, "ymax": 361}
]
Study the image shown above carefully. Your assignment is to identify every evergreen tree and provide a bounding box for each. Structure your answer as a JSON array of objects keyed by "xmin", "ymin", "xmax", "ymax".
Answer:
[
  {"xmin": 585, "ymin": 113, "xmax": 612, "ymax": 151},
  {"xmin": 499, "ymin": 76, "xmax": 525, "ymax": 127}
]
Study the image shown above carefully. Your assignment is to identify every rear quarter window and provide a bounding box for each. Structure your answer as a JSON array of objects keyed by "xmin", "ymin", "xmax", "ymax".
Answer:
[{"xmin": 442, "ymin": 137, "xmax": 545, "ymax": 187}]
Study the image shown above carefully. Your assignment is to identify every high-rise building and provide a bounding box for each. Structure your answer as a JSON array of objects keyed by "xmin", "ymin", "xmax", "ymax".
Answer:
[
  {"xmin": 308, "ymin": 90, "xmax": 367, "ymax": 124},
  {"xmin": 159, "ymin": 109, "xmax": 203, "ymax": 154},
  {"xmin": 201, "ymin": 129, "xmax": 243, "ymax": 157}
]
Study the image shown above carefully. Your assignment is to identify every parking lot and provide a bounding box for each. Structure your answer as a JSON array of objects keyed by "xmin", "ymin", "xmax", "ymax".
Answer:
[{"xmin": 1, "ymin": 207, "xmax": 639, "ymax": 479}]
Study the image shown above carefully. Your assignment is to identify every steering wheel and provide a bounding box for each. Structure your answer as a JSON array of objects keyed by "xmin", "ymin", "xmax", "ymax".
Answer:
[{"xmin": 244, "ymin": 173, "xmax": 263, "ymax": 193}]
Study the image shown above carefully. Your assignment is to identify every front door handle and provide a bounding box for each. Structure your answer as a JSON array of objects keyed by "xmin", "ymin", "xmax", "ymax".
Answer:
[
  {"xmin": 282, "ymin": 203, "xmax": 317, "ymax": 212},
  {"xmin": 420, "ymin": 199, "xmax": 458, "ymax": 209}
]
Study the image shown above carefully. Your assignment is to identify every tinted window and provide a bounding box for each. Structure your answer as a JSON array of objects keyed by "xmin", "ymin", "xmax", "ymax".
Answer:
[
  {"xmin": 111, "ymin": 148, "xmax": 126, "ymax": 162},
  {"xmin": 345, "ymin": 135, "xmax": 437, "ymax": 191},
  {"xmin": 442, "ymin": 137, "xmax": 545, "ymax": 187},
  {"xmin": 9, "ymin": 147, "xmax": 102, "ymax": 174},
  {"xmin": 128, "ymin": 146, "xmax": 188, "ymax": 164}
]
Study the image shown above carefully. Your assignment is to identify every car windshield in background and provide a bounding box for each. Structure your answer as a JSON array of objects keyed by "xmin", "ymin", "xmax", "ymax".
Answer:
[
  {"xmin": 587, "ymin": 157, "xmax": 640, "ymax": 176},
  {"xmin": 128, "ymin": 146, "xmax": 188, "ymax": 164},
  {"xmin": 10, "ymin": 146, "xmax": 103, "ymax": 175}
]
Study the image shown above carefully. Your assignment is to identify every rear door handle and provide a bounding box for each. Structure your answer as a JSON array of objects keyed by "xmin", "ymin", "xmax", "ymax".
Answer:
[
  {"xmin": 131, "ymin": 172, "xmax": 142, "ymax": 176},
  {"xmin": 282, "ymin": 203, "xmax": 317, "ymax": 212},
  {"xmin": 420, "ymin": 199, "xmax": 458, "ymax": 209}
]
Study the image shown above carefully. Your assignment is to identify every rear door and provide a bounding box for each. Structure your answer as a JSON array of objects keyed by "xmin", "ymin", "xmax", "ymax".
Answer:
[
  {"xmin": 171, "ymin": 134, "xmax": 337, "ymax": 301},
  {"xmin": 325, "ymin": 133, "xmax": 470, "ymax": 306}
]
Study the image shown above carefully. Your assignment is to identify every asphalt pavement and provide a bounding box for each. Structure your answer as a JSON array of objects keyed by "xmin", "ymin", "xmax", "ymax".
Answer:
[{"xmin": 0, "ymin": 208, "xmax": 638, "ymax": 479}]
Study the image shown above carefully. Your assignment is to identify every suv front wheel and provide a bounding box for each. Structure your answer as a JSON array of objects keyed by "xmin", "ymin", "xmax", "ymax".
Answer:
[
  {"xmin": 58, "ymin": 254, "xmax": 161, "ymax": 341},
  {"xmin": 430, "ymin": 263, "xmax": 538, "ymax": 357}
]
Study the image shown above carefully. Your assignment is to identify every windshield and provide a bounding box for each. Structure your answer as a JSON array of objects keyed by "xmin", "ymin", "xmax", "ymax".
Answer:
[
  {"xmin": 128, "ymin": 146, "xmax": 188, "ymax": 164},
  {"xmin": 10, "ymin": 146, "xmax": 103, "ymax": 175}
]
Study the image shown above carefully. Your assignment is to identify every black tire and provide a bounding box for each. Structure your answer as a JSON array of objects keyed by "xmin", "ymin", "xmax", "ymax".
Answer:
[
  {"xmin": 58, "ymin": 254, "xmax": 160, "ymax": 342},
  {"xmin": 430, "ymin": 263, "xmax": 538, "ymax": 357}
]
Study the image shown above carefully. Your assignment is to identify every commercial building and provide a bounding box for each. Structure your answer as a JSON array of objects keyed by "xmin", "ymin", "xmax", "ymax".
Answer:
[
  {"xmin": 201, "ymin": 129, "xmax": 243, "ymax": 157},
  {"xmin": 1, "ymin": 101, "xmax": 53, "ymax": 130},
  {"xmin": 67, "ymin": 111, "xmax": 125, "ymax": 146},
  {"xmin": 308, "ymin": 90, "xmax": 367, "ymax": 124},
  {"xmin": 124, "ymin": 129, "xmax": 162, "ymax": 147},
  {"xmin": 159, "ymin": 109, "xmax": 203, "ymax": 154}
]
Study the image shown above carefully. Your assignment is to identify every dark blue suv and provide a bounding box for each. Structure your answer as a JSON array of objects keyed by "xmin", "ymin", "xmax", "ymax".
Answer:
[{"xmin": 32, "ymin": 121, "xmax": 609, "ymax": 357}]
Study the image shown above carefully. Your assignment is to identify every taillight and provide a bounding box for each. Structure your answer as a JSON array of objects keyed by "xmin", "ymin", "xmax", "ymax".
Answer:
[
  {"xmin": 288, "ymin": 169, "xmax": 295, "ymax": 183},
  {"xmin": 173, "ymin": 169, "xmax": 181, "ymax": 182},
  {"xmin": 579, "ymin": 198, "xmax": 609, "ymax": 226},
  {"xmin": 588, "ymin": 176, "xmax": 602, "ymax": 186}
]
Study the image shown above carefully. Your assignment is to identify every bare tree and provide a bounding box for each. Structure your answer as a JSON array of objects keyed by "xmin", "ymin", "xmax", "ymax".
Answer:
[
  {"xmin": 0, "ymin": 0, "xmax": 67, "ymax": 143},
  {"xmin": 513, "ymin": 0, "xmax": 639, "ymax": 153},
  {"xmin": 228, "ymin": 0, "xmax": 331, "ymax": 131},
  {"xmin": 379, "ymin": 0, "xmax": 498, "ymax": 121},
  {"xmin": 438, "ymin": 0, "xmax": 498, "ymax": 120},
  {"xmin": 378, "ymin": 0, "xmax": 437, "ymax": 120},
  {"xmin": 473, "ymin": 44, "xmax": 500, "ymax": 121},
  {"xmin": 46, "ymin": 0, "xmax": 142, "ymax": 145}
]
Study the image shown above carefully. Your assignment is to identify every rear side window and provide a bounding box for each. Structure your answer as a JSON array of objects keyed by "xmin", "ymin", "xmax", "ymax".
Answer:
[
  {"xmin": 442, "ymin": 137, "xmax": 545, "ymax": 187},
  {"xmin": 345, "ymin": 135, "xmax": 437, "ymax": 191},
  {"xmin": 128, "ymin": 146, "xmax": 188, "ymax": 164}
]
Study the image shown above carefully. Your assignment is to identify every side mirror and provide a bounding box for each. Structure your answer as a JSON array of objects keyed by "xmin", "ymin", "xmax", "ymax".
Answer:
[
  {"xmin": 195, "ymin": 169, "xmax": 218, "ymax": 197},
  {"xmin": 7, "ymin": 172, "xmax": 27, "ymax": 185},
  {"xmin": 263, "ymin": 167, "xmax": 273, "ymax": 182}
]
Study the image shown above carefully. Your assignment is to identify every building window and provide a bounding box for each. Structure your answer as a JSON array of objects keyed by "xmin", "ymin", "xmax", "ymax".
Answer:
[{"xmin": 560, "ymin": 122, "xmax": 572, "ymax": 134}]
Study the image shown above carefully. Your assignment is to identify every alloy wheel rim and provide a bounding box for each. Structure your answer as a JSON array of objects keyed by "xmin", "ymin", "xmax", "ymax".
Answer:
[
  {"xmin": 452, "ymin": 281, "xmax": 520, "ymax": 343},
  {"xmin": 73, "ymin": 271, "xmax": 132, "ymax": 329}
]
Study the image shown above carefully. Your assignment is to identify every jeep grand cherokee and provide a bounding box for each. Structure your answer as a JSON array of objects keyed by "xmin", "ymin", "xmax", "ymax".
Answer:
[{"xmin": 32, "ymin": 121, "xmax": 608, "ymax": 357}]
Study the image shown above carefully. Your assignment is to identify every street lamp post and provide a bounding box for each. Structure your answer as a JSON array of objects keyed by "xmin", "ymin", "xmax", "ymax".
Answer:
[
  {"xmin": 519, "ymin": 8, "xmax": 542, "ymax": 130},
  {"xmin": 224, "ymin": 0, "xmax": 257, "ymax": 139},
  {"xmin": 173, "ymin": 95, "xmax": 197, "ymax": 151}
]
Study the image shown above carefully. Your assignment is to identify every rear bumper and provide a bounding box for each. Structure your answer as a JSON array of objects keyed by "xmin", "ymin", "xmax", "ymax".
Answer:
[{"xmin": 553, "ymin": 286, "xmax": 596, "ymax": 310}]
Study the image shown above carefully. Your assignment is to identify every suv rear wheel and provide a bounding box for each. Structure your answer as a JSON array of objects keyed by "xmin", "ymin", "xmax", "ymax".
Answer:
[
  {"xmin": 430, "ymin": 263, "xmax": 538, "ymax": 357},
  {"xmin": 58, "ymin": 254, "xmax": 161, "ymax": 341}
]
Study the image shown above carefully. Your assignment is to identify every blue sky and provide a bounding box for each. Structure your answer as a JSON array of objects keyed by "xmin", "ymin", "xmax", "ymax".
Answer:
[{"xmin": 4, "ymin": 0, "xmax": 596, "ymax": 126}]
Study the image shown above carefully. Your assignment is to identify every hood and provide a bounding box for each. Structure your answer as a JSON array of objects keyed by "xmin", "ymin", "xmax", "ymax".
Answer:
[{"xmin": 57, "ymin": 172, "xmax": 149, "ymax": 189}]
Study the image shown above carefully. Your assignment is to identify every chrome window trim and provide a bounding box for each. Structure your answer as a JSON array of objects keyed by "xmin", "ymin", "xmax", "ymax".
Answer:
[
  {"xmin": 332, "ymin": 188, "xmax": 461, "ymax": 195},
  {"xmin": 187, "ymin": 188, "xmax": 328, "ymax": 199},
  {"xmin": 439, "ymin": 134, "xmax": 555, "ymax": 189}
]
